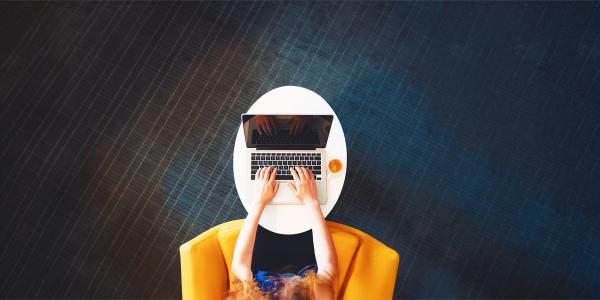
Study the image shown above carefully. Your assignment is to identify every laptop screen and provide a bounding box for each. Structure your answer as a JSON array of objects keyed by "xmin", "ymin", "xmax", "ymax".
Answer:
[{"xmin": 241, "ymin": 114, "xmax": 333, "ymax": 149}]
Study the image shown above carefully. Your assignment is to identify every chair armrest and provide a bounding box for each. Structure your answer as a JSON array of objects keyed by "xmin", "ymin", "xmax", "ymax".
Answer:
[
  {"xmin": 342, "ymin": 233, "xmax": 400, "ymax": 300},
  {"xmin": 180, "ymin": 227, "xmax": 229, "ymax": 300}
]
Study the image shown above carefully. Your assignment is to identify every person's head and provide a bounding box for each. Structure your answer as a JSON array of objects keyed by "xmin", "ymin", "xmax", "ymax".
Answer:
[{"xmin": 225, "ymin": 271, "xmax": 323, "ymax": 300}]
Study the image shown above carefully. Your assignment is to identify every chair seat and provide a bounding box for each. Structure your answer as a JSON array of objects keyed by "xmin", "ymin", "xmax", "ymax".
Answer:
[
  {"xmin": 180, "ymin": 219, "xmax": 399, "ymax": 299},
  {"xmin": 217, "ymin": 224, "xmax": 360, "ymax": 292}
]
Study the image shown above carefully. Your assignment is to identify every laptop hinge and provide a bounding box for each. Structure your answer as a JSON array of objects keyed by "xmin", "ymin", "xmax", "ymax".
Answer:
[{"xmin": 256, "ymin": 145, "xmax": 316, "ymax": 150}]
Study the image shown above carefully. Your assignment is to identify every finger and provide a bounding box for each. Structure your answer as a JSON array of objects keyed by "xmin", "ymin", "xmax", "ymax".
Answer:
[
  {"xmin": 265, "ymin": 166, "xmax": 272, "ymax": 180},
  {"xmin": 300, "ymin": 167, "xmax": 310, "ymax": 181},
  {"xmin": 305, "ymin": 167, "xmax": 313, "ymax": 183},
  {"xmin": 257, "ymin": 167, "xmax": 264, "ymax": 180},
  {"xmin": 288, "ymin": 182, "xmax": 297, "ymax": 193},
  {"xmin": 257, "ymin": 124, "xmax": 263, "ymax": 135},
  {"xmin": 269, "ymin": 166, "xmax": 277, "ymax": 182},
  {"xmin": 308, "ymin": 168, "xmax": 317, "ymax": 187},
  {"xmin": 302, "ymin": 166, "xmax": 310, "ymax": 181},
  {"xmin": 306, "ymin": 168, "xmax": 314, "ymax": 182},
  {"xmin": 260, "ymin": 167, "xmax": 267, "ymax": 180},
  {"xmin": 290, "ymin": 166, "xmax": 301, "ymax": 184},
  {"xmin": 295, "ymin": 166, "xmax": 306, "ymax": 182},
  {"xmin": 274, "ymin": 182, "xmax": 280, "ymax": 194},
  {"xmin": 293, "ymin": 166, "xmax": 302, "ymax": 182}
]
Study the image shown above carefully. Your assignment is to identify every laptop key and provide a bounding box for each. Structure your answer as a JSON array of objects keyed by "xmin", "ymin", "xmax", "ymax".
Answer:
[{"xmin": 276, "ymin": 175, "xmax": 294, "ymax": 180}]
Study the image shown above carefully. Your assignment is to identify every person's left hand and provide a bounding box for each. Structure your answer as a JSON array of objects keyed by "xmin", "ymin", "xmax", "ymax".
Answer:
[{"xmin": 255, "ymin": 166, "xmax": 279, "ymax": 207}]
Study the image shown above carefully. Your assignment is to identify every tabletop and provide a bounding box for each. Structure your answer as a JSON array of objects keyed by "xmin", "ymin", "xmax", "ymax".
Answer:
[{"xmin": 233, "ymin": 86, "xmax": 347, "ymax": 234}]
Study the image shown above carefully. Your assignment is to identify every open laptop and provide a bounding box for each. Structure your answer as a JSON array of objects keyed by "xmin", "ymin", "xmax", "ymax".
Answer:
[{"xmin": 242, "ymin": 114, "xmax": 333, "ymax": 205}]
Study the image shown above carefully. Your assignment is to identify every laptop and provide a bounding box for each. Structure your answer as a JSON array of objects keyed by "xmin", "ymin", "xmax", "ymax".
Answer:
[{"xmin": 242, "ymin": 114, "xmax": 333, "ymax": 205}]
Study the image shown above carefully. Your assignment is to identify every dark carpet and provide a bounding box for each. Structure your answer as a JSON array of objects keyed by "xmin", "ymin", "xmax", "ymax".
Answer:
[{"xmin": 1, "ymin": 1, "xmax": 599, "ymax": 298}]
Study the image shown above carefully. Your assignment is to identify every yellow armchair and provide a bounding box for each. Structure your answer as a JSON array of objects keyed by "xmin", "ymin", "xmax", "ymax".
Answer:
[{"xmin": 180, "ymin": 219, "xmax": 399, "ymax": 299}]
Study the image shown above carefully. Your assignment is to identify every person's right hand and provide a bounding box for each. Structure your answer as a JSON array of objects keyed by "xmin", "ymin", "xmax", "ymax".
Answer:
[{"xmin": 289, "ymin": 166, "xmax": 319, "ymax": 206}]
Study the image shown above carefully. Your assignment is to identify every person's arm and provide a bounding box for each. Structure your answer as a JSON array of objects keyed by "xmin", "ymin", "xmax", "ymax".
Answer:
[
  {"xmin": 231, "ymin": 166, "xmax": 279, "ymax": 282},
  {"xmin": 289, "ymin": 167, "xmax": 338, "ymax": 298},
  {"xmin": 305, "ymin": 198, "xmax": 338, "ymax": 299},
  {"xmin": 306, "ymin": 202, "xmax": 338, "ymax": 280}
]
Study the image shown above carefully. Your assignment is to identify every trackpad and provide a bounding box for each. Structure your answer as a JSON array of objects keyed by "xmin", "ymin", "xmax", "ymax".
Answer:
[
  {"xmin": 247, "ymin": 180, "xmax": 326, "ymax": 205},
  {"xmin": 271, "ymin": 183, "xmax": 302, "ymax": 205},
  {"xmin": 269, "ymin": 181, "xmax": 327, "ymax": 205}
]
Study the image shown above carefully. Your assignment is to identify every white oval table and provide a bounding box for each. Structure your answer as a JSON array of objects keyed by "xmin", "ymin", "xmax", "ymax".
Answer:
[{"xmin": 233, "ymin": 86, "xmax": 347, "ymax": 234}]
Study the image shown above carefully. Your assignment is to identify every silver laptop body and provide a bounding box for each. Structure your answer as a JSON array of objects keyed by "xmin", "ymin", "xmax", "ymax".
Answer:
[{"xmin": 241, "ymin": 114, "xmax": 333, "ymax": 205}]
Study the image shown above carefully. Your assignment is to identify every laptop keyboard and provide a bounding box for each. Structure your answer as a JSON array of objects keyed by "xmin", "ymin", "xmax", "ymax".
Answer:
[{"xmin": 251, "ymin": 152, "xmax": 321, "ymax": 180}]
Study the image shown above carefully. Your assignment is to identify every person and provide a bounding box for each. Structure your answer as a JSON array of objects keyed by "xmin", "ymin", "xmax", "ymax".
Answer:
[{"xmin": 226, "ymin": 166, "xmax": 338, "ymax": 299}]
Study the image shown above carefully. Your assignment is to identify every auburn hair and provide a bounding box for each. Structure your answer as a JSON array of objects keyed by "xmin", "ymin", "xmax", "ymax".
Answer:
[{"xmin": 224, "ymin": 270, "xmax": 332, "ymax": 300}]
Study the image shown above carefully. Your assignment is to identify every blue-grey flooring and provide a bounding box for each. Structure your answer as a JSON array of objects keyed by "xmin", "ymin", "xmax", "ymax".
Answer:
[{"xmin": 1, "ymin": 2, "xmax": 599, "ymax": 298}]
